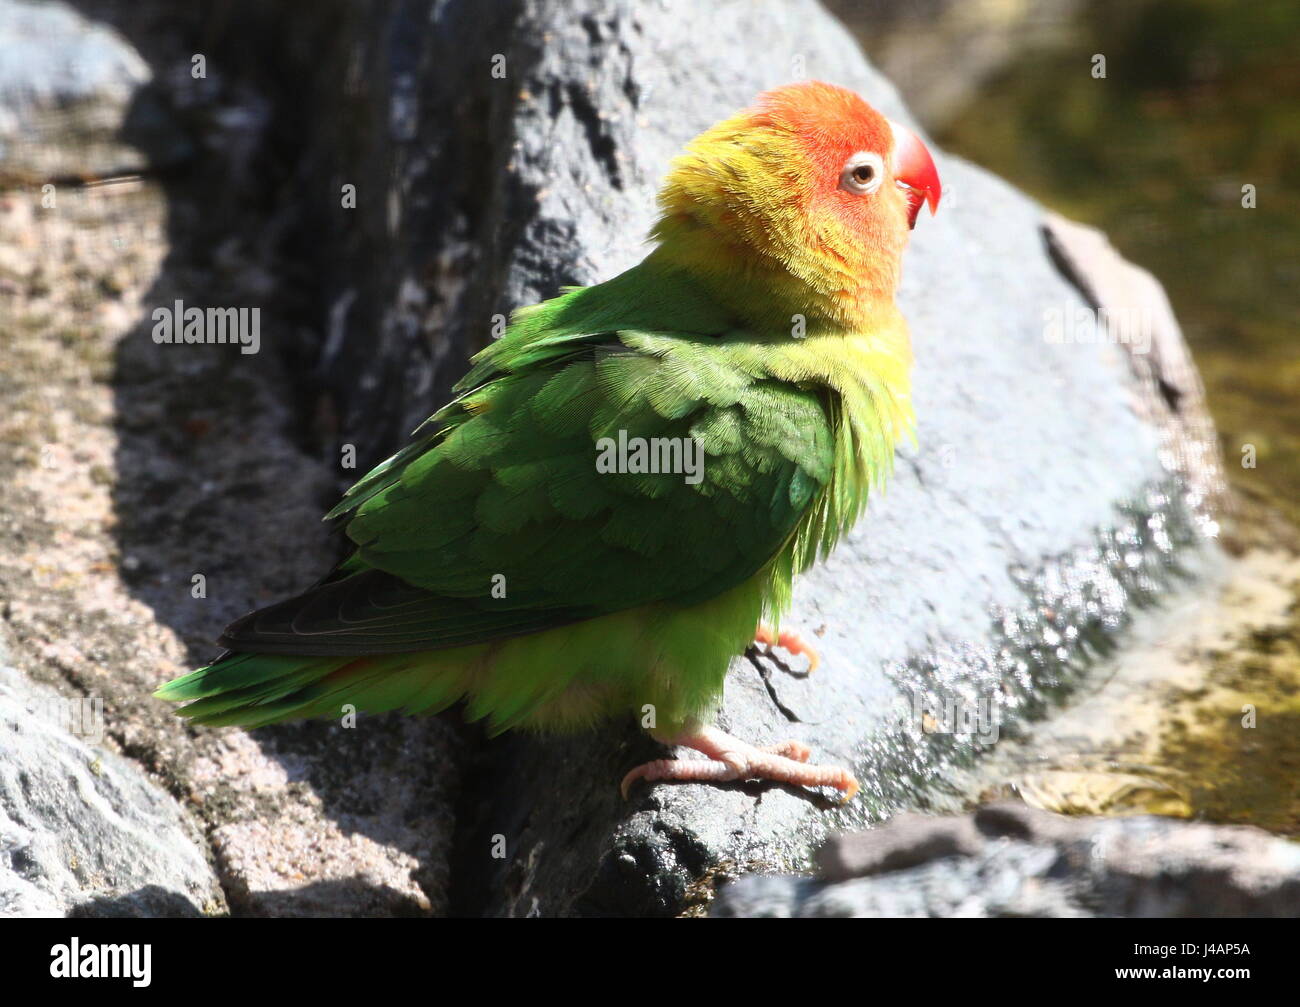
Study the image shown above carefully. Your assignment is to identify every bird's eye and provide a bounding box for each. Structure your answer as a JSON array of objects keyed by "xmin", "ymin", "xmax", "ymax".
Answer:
[{"xmin": 839, "ymin": 152, "xmax": 884, "ymax": 195}]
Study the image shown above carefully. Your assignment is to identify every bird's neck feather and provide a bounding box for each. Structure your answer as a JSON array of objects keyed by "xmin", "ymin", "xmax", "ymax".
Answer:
[{"xmin": 649, "ymin": 214, "xmax": 904, "ymax": 336}]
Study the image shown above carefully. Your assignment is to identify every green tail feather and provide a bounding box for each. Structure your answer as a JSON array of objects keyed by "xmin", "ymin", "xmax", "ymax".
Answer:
[{"xmin": 153, "ymin": 651, "xmax": 466, "ymax": 729}]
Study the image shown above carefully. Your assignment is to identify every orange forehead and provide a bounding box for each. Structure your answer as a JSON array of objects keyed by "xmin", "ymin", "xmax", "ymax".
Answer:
[{"xmin": 751, "ymin": 81, "xmax": 894, "ymax": 174}]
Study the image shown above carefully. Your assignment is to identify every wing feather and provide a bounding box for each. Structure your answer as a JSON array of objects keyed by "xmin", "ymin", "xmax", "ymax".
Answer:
[{"xmin": 225, "ymin": 311, "xmax": 836, "ymax": 656}]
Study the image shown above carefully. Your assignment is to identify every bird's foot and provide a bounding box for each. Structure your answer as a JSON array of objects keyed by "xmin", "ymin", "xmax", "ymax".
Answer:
[
  {"xmin": 754, "ymin": 621, "xmax": 820, "ymax": 672},
  {"xmin": 621, "ymin": 725, "xmax": 856, "ymax": 801}
]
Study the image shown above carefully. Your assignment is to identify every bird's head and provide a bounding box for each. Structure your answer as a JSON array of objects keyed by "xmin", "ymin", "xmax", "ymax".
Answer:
[{"xmin": 651, "ymin": 81, "xmax": 940, "ymax": 329}]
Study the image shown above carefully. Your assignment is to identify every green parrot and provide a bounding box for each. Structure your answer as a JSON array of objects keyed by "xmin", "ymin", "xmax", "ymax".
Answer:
[{"xmin": 155, "ymin": 81, "xmax": 942, "ymax": 800}]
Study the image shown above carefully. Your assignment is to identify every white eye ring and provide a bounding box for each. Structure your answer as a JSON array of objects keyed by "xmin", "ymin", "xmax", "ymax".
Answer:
[{"xmin": 839, "ymin": 152, "xmax": 884, "ymax": 195}]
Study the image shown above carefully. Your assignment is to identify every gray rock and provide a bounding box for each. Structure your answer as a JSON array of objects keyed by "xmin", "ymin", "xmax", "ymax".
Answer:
[
  {"xmin": 711, "ymin": 802, "xmax": 1300, "ymax": 917},
  {"xmin": 425, "ymin": 1, "xmax": 1223, "ymax": 915},
  {"xmin": 0, "ymin": 0, "xmax": 191, "ymax": 183},
  {"xmin": 0, "ymin": 663, "xmax": 222, "ymax": 917},
  {"xmin": 815, "ymin": 811, "xmax": 982, "ymax": 882},
  {"xmin": 0, "ymin": 2, "xmax": 459, "ymax": 917},
  {"xmin": 280, "ymin": 0, "xmax": 1225, "ymax": 915},
  {"xmin": 4, "ymin": 0, "xmax": 1228, "ymax": 917}
]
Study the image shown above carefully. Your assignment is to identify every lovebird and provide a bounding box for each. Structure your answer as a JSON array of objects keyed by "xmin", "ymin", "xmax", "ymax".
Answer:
[{"xmin": 156, "ymin": 81, "xmax": 941, "ymax": 801}]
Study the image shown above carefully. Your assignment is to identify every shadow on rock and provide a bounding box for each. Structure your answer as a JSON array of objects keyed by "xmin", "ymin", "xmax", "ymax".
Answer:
[
  {"xmin": 39, "ymin": 0, "xmax": 466, "ymax": 916},
  {"xmin": 70, "ymin": 885, "xmax": 206, "ymax": 918}
]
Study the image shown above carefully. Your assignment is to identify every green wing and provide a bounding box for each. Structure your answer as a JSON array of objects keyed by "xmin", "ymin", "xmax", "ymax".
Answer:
[{"xmin": 219, "ymin": 284, "xmax": 835, "ymax": 657}]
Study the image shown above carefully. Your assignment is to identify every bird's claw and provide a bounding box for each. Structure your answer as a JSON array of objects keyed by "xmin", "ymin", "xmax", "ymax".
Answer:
[
  {"xmin": 621, "ymin": 725, "xmax": 857, "ymax": 801},
  {"xmin": 754, "ymin": 622, "xmax": 820, "ymax": 673}
]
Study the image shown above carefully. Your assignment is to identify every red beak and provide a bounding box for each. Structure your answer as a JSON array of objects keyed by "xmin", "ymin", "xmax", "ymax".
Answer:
[{"xmin": 888, "ymin": 119, "xmax": 941, "ymax": 229}]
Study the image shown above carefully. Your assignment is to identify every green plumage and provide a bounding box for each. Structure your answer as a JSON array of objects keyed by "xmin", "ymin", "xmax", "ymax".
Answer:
[{"xmin": 156, "ymin": 252, "xmax": 910, "ymax": 737}]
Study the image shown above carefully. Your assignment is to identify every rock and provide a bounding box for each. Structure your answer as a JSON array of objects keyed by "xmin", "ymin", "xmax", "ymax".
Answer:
[
  {"xmin": 1, "ymin": 0, "xmax": 1233, "ymax": 917},
  {"xmin": 0, "ymin": 3, "xmax": 460, "ymax": 917},
  {"xmin": 711, "ymin": 802, "xmax": 1300, "ymax": 917},
  {"xmin": 815, "ymin": 812, "xmax": 982, "ymax": 882},
  {"xmin": 1042, "ymin": 211, "xmax": 1224, "ymax": 508},
  {"xmin": 0, "ymin": 0, "xmax": 191, "ymax": 183},
  {"xmin": 0, "ymin": 662, "xmax": 221, "ymax": 917},
  {"xmin": 295, "ymin": 0, "xmax": 1218, "ymax": 915}
]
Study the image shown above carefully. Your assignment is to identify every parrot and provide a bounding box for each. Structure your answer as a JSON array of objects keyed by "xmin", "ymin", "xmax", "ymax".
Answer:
[{"xmin": 155, "ymin": 81, "xmax": 941, "ymax": 802}]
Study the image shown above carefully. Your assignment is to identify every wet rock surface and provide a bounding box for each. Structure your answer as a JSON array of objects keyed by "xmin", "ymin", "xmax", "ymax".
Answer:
[
  {"xmin": 711, "ymin": 801, "xmax": 1300, "ymax": 917},
  {"xmin": 0, "ymin": 0, "xmax": 1249, "ymax": 918}
]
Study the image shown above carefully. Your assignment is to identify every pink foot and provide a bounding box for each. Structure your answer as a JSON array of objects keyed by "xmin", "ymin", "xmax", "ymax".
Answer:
[
  {"xmin": 755, "ymin": 622, "xmax": 820, "ymax": 672},
  {"xmin": 761, "ymin": 739, "xmax": 811, "ymax": 762},
  {"xmin": 621, "ymin": 725, "xmax": 857, "ymax": 801}
]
